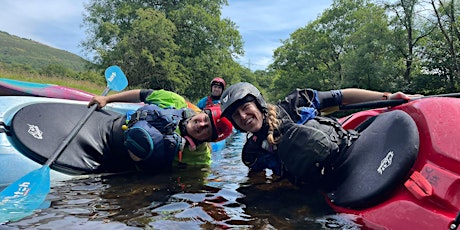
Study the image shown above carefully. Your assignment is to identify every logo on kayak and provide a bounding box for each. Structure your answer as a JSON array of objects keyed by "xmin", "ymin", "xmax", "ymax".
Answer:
[
  {"xmin": 27, "ymin": 124, "xmax": 43, "ymax": 139},
  {"xmin": 377, "ymin": 151, "xmax": 394, "ymax": 174}
]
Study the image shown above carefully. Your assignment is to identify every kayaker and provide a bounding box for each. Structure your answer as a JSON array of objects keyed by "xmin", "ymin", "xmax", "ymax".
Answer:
[
  {"xmin": 88, "ymin": 88, "xmax": 233, "ymax": 171},
  {"xmin": 219, "ymin": 82, "xmax": 421, "ymax": 187},
  {"xmin": 196, "ymin": 77, "xmax": 226, "ymax": 110}
]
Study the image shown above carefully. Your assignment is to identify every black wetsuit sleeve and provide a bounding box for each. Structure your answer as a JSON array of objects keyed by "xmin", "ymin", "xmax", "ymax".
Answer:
[
  {"xmin": 277, "ymin": 89, "xmax": 315, "ymax": 121},
  {"xmin": 277, "ymin": 88, "xmax": 343, "ymax": 121},
  {"xmin": 139, "ymin": 89, "xmax": 154, "ymax": 103},
  {"xmin": 317, "ymin": 90, "xmax": 343, "ymax": 110},
  {"xmin": 241, "ymin": 136, "xmax": 283, "ymax": 175}
]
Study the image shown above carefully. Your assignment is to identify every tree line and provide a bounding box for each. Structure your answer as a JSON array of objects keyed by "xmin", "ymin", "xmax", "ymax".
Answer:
[{"xmin": 80, "ymin": 0, "xmax": 460, "ymax": 103}]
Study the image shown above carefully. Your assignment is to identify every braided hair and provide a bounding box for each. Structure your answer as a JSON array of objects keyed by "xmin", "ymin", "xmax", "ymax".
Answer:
[{"xmin": 266, "ymin": 104, "xmax": 282, "ymax": 145}]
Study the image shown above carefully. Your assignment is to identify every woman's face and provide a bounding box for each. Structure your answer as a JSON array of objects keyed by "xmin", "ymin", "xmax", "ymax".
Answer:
[
  {"xmin": 186, "ymin": 112, "xmax": 212, "ymax": 141},
  {"xmin": 231, "ymin": 101, "xmax": 263, "ymax": 133}
]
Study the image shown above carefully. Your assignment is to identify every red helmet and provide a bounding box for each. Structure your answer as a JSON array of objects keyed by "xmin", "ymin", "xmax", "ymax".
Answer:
[
  {"xmin": 205, "ymin": 106, "xmax": 233, "ymax": 142},
  {"xmin": 211, "ymin": 77, "xmax": 226, "ymax": 89}
]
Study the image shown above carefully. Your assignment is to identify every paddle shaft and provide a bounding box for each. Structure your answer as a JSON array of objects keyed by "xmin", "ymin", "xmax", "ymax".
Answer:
[
  {"xmin": 339, "ymin": 92, "xmax": 460, "ymax": 110},
  {"xmin": 44, "ymin": 87, "xmax": 110, "ymax": 166},
  {"xmin": 339, "ymin": 99, "xmax": 406, "ymax": 110}
]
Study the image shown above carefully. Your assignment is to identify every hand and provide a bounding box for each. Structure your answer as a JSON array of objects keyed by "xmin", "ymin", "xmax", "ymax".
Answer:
[
  {"xmin": 88, "ymin": 95, "xmax": 108, "ymax": 109},
  {"xmin": 389, "ymin": 92, "xmax": 423, "ymax": 100}
]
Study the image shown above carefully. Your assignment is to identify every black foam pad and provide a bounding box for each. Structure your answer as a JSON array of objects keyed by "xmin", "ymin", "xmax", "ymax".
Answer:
[{"xmin": 326, "ymin": 110, "xmax": 419, "ymax": 209}]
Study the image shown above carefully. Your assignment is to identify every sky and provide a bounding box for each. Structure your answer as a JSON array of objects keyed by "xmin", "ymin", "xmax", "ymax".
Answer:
[{"xmin": 0, "ymin": 0, "xmax": 333, "ymax": 71}]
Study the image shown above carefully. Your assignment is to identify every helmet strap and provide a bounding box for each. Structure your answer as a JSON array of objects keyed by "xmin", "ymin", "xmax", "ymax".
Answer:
[{"xmin": 184, "ymin": 135, "xmax": 197, "ymax": 151}]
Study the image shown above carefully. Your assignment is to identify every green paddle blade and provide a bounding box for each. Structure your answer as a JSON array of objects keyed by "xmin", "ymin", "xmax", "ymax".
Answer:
[
  {"xmin": 105, "ymin": 65, "xmax": 128, "ymax": 92},
  {"xmin": 0, "ymin": 166, "xmax": 50, "ymax": 223}
]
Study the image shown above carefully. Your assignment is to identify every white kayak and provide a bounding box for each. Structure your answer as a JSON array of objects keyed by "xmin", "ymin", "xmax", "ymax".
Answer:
[{"xmin": 0, "ymin": 96, "xmax": 140, "ymax": 186}]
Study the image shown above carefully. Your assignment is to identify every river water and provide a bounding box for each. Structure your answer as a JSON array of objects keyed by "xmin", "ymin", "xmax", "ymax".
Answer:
[{"xmin": 0, "ymin": 132, "xmax": 362, "ymax": 229}]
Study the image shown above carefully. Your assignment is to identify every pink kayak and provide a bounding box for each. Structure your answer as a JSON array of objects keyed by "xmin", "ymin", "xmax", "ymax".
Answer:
[{"xmin": 0, "ymin": 78, "xmax": 94, "ymax": 101}]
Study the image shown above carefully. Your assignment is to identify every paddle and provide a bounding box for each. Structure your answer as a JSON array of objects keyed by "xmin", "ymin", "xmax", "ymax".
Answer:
[
  {"xmin": 339, "ymin": 92, "xmax": 460, "ymax": 110},
  {"xmin": 0, "ymin": 65, "xmax": 128, "ymax": 223}
]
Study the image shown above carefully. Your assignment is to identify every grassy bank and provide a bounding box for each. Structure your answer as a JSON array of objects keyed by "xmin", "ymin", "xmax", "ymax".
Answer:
[{"xmin": 0, "ymin": 69, "xmax": 107, "ymax": 95}]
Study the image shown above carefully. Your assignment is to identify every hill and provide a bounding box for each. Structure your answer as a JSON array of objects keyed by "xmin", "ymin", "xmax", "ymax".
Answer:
[{"xmin": 0, "ymin": 31, "xmax": 89, "ymax": 72}]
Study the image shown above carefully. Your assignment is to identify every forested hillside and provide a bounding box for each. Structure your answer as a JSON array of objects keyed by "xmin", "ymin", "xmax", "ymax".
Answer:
[{"xmin": 0, "ymin": 31, "xmax": 88, "ymax": 72}]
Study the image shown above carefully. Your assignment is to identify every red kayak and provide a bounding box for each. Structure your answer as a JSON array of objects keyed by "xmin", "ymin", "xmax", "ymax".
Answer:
[{"xmin": 324, "ymin": 97, "xmax": 460, "ymax": 229}]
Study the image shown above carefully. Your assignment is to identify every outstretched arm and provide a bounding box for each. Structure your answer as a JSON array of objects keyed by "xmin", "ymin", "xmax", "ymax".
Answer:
[
  {"xmin": 88, "ymin": 89, "xmax": 142, "ymax": 109},
  {"xmin": 341, "ymin": 88, "xmax": 422, "ymax": 105}
]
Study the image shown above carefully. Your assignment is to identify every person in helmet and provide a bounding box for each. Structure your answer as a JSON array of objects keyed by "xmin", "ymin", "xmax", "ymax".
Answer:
[
  {"xmin": 220, "ymin": 82, "xmax": 421, "ymax": 187},
  {"xmin": 197, "ymin": 77, "xmax": 226, "ymax": 110},
  {"xmin": 89, "ymin": 88, "xmax": 233, "ymax": 170}
]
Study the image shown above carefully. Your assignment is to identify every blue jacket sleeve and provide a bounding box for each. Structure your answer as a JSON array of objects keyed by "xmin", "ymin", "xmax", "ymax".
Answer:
[{"xmin": 196, "ymin": 97, "xmax": 207, "ymax": 110}]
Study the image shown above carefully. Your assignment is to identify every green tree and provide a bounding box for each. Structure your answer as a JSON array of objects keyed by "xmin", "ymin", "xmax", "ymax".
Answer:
[
  {"xmin": 113, "ymin": 9, "xmax": 187, "ymax": 92},
  {"xmin": 271, "ymin": 0, "xmax": 400, "ymax": 97},
  {"xmin": 420, "ymin": 0, "xmax": 460, "ymax": 93},
  {"xmin": 168, "ymin": 3, "xmax": 244, "ymax": 100},
  {"xmin": 383, "ymin": 0, "xmax": 433, "ymax": 92},
  {"xmin": 340, "ymin": 2, "xmax": 403, "ymax": 91},
  {"xmin": 81, "ymin": 0, "xmax": 245, "ymax": 101},
  {"xmin": 271, "ymin": 20, "xmax": 336, "ymax": 99}
]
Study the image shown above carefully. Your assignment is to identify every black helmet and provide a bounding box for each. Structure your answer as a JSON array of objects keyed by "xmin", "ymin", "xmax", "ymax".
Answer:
[{"xmin": 220, "ymin": 82, "xmax": 267, "ymax": 119}]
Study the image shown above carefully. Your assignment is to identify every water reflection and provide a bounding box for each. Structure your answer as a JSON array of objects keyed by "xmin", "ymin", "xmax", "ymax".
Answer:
[{"xmin": 1, "ymin": 132, "xmax": 361, "ymax": 229}]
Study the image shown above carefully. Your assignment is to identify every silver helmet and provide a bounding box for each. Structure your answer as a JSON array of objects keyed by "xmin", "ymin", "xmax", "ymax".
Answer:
[{"xmin": 220, "ymin": 82, "xmax": 267, "ymax": 119}]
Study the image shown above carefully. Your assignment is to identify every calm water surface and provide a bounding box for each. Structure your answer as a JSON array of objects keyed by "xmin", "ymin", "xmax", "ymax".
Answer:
[{"xmin": 1, "ymin": 133, "xmax": 362, "ymax": 229}]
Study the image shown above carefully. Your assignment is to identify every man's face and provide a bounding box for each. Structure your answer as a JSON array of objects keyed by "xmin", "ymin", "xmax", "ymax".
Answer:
[
  {"xmin": 211, "ymin": 84, "xmax": 223, "ymax": 97},
  {"xmin": 186, "ymin": 112, "xmax": 212, "ymax": 141}
]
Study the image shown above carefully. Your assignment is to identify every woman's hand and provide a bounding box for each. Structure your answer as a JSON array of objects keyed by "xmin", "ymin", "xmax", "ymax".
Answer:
[
  {"xmin": 389, "ymin": 92, "xmax": 423, "ymax": 100},
  {"xmin": 88, "ymin": 95, "xmax": 108, "ymax": 109}
]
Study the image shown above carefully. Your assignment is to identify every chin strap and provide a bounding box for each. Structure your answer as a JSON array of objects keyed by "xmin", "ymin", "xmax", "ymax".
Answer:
[{"xmin": 183, "ymin": 135, "xmax": 197, "ymax": 151}]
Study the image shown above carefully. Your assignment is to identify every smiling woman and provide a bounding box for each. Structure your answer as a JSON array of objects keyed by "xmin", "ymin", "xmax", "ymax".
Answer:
[{"xmin": 220, "ymin": 82, "xmax": 419, "ymax": 183}]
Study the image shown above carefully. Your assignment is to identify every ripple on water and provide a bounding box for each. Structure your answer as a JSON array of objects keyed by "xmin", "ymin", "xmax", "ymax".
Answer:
[{"xmin": 1, "ymin": 132, "xmax": 361, "ymax": 229}]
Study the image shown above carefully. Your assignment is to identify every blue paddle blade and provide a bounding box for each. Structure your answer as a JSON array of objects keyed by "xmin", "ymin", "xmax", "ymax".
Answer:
[
  {"xmin": 0, "ymin": 166, "xmax": 51, "ymax": 223},
  {"xmin": 0, "ymin": 66, "xmax": 128, "ymax": 222},
  {"xmin": 104, "ymin": 65, "xmax": 128, "ymax": 92}
]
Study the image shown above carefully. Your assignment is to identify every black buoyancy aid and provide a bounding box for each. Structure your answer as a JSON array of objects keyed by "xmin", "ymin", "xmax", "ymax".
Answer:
[{"xmin": 277, "ymin": 109, "xmax": 359, "ymax": 186}]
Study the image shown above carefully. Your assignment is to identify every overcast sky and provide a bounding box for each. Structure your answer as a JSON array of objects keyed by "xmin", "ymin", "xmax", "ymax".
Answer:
[{"xmin": 0, "ymin": 0, "xmax": 333, "ymax": 71}]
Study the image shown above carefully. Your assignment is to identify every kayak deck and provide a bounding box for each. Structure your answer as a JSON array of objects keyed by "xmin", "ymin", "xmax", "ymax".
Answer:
[{"xmin": 330, "ymin": 97, "xmax": 460, "ymax": 229}]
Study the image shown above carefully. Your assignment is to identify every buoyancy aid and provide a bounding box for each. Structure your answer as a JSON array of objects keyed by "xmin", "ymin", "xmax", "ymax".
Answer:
[
  {"xmin": 123, "ymin": 104, "xmax": 185, "ymax": 171},
  {"xmin": 277, "ymin": 112, "xmax": 359, "ymax": 186},
  {"xmin": 205, "ymin": 96, "xmax": 220, "ymax": 108}
]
